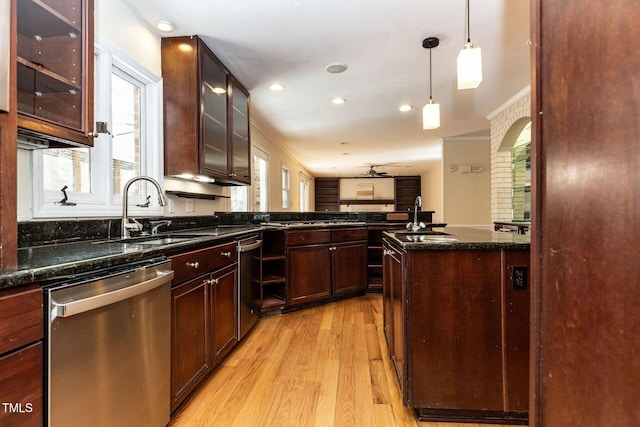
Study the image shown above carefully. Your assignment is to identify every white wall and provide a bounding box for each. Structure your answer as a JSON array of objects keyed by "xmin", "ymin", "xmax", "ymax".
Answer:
[
  {"xmin": 249, "ymin": 123, "xmax": 314, "ymax": 212},
  {"xmin": 442, "ymin": 137, "xmax": 491, "ymax": 226},
  {"xmin": 95, "ymin": 0, "xmax": 161, "ymax": 76},
  {"xmin": 421, "ymin": 162, "xmax": 444, "ymax": 223}
]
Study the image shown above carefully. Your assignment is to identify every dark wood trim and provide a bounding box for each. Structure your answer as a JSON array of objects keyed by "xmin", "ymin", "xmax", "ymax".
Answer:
[{"xmin": 0, "ymin": 0, "xmax": 17, "ymax": 271}]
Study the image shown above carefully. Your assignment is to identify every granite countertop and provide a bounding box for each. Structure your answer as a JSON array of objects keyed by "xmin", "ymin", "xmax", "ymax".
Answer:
[
  {"xmin": 384, "ymin": 226, "xmax": 530, "ymax": 250},
  {"xmin": 0, "ymin": 225, "xmax": 261, "ymax": 290}
]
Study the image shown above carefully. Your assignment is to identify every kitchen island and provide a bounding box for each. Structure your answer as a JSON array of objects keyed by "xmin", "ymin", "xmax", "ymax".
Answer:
[{"xmin": 382, "ymin": 227, "xmax": 530, "ymax": 424}]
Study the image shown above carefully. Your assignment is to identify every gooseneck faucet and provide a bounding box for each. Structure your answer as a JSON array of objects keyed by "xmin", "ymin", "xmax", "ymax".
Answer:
[
  {"xmin": 407, "ymin": 195, "xmax": 426, "ymax": 231},
  {"xmin": 122, "ymin": 176, "xmax": 168, "ymax": 238}
]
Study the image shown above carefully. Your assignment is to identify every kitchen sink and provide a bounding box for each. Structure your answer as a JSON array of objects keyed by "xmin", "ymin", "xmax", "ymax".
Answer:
[
  {"xmin": 94, "ymin": 234, "xmax": 206, "ymax": 245},
  {"xmin": 395, "ymin": 230, "xmax": 451, "ymax": 236},
  {"xmin": 400, "ymin": 234, "xmax": 459, "ymax": 243},
  {"xmin": 127, "ymin": 236, "xmax": 194, "ymax": 245}
]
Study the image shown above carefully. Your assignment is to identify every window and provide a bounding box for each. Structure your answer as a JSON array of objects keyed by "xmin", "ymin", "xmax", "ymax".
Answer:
[
  {"xmin": 230, "ymin": 186, "xmax": 249, "ymax": 212},
  {"xmin": 253, "ymin": 147, "xmax": 269, "ymax": 211},
  {"xmin": 281, "ymin": 165, "xmax": 290, "ymax": 209},
  {"xmin": 299, "ymin": 172, "xmax": 310, "ymax": 212},
  {"xmin": 33, "ymin": 42, "xmax": 163, "ymax": 218}
]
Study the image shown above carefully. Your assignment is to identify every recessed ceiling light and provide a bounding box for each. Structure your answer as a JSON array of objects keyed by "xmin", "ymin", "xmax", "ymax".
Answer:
[
  {"xmin": 205, "ymin": 82, "xmax": 226, "ymax": 94},
  {"xmin": 326, "ymin": 63, "xmax": 348, "ymax": 74},
  {"xmin": 399, "ymin": 104, "xmax": 413, "ymax": 112},
  {"xmin": 155, "ymin": 20, "xmax": 174, "ymax": 33},
  {"xmin": 269, "ymin": 83, "xmax": 285, "ymax": 91},
  {"xmin": 331, "ymin": 97, "xmax": 346, "ymax": 105}
]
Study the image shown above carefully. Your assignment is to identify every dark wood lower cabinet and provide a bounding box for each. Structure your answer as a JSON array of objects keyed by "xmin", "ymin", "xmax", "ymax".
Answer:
[
  {"xmin": 0, "ymin": 342, "xmax": 43, "ymax": 427},
  {"xmin": 287, "ymin": 243, "xmax": 332, "ymax": 305},
  {"xmin": 383, "ymin": 239, "xmax": 529, "ymax": 424},
  {"xmin": 332, "ymin": 241, "xmax": 367, "ymax": 296},
  {"xmin": 211, "ymin": 264, "xmax": 238, "ymax": 363},
  {"xmin": 171, "ymin": 275, "xmax": 210, "ymax": 412},
  {"xmin": 0, "ymin": 284, "xmax": 43, "ymax": 427},
  {"xmin": 285, "ymin": 227, "xmax": 368, "ymax": 307},
  {"xmin": 170, "ymin": 241, "xmax": 239, "ymax": 412},
  {"xmin": 382, "ymin": 244, "xmax": 405, "ymax": 391}
]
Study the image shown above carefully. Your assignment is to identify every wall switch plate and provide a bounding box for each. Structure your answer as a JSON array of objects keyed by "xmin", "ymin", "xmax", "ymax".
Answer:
[
  {"xmin": 167, "ymin": 199, "xmax": 175, "ymax": 214},
  {"xmin": 511, "ymin": 265, "xmax": 528, "ymax": 290},
  {"xmin": 186, "ymin": 199, "xmax": 195, "ymax": 213}
]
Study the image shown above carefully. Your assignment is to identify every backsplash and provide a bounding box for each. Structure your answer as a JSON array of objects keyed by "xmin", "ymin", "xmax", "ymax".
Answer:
[{"xmin": 18, "ymin": 210, "xmax": 435, "ymax": 248}]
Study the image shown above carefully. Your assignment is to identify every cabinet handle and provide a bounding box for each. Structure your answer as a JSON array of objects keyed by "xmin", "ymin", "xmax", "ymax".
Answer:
[
  {"xmin": 221, "ymin": 251, "xmax": 232, "ymax": 257},
  {"xmin": 87, "ymin": 130, "xmax": 98, "ymax": 138},
  {"xmin": 186, "ymin": 261, "xmax": 200, "ymax": 268},
  {"xmin": 210, "ymin": 278, "xmax": 219, "ymax": 285}
]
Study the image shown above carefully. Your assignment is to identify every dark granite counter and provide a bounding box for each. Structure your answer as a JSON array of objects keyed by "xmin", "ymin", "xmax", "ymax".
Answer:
[
  {"xmin": 384, "ymin": 226, "xmax": 530, "ymax": 250},
  {"xmin": 1, "ymin": 226, "xmax": 260, "ymax": 290}
]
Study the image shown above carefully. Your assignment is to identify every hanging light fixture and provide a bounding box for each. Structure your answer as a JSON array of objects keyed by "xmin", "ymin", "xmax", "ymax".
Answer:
[
  {"xmin": 422, "ymin": 37, "xmax": 440, "ymax": 130},
  {"xmin": 457, "ymin": 0, "xmax": 482, "ymax": 89}
]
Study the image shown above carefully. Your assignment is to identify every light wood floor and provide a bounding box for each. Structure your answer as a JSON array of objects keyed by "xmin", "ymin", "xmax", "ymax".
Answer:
[{"xmin": 170, "ymin": 294, "xmax": 521, "ymax": 427}]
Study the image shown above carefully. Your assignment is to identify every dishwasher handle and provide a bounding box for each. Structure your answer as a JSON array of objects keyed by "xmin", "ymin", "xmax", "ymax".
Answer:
[
  {"xmin": 53, "ymin": 270, "xmax": 174, "ymax": 318},
  {"xmin": 238, "ymin": 239, "xmax": 262, "ymax": 252}
]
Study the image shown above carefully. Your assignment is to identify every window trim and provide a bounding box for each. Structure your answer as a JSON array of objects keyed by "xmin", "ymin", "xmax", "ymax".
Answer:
[
  {"xmin": 32, "ymin": 39, "xmax": 164, "ymax": 219},
  {"xmin": 252, "ymin": 145, "xmax": 269, "ymax": 212},
  {"xmin": 299, "ymin": 172, "xmax": 310, "ymax": 212},
  {"xmin": 281, "ymin": 164, "xmax": 290, "ymax": 209}
]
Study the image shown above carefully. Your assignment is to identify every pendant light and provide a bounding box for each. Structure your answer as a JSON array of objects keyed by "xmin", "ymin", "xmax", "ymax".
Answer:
[
  {"xmin": 422, "ymin": 37, "xmax": 440, "ymax": 130},
  {"xmin": 457, "ymin": 0, "xmax": 482, "ymax": 89}
]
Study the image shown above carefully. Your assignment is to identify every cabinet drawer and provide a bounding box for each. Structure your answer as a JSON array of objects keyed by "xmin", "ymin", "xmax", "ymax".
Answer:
[
  {"xmin": 171, "ymin": 242, "xmax": 237, "ymax": 284},
  {"xmin": 0, "ymin": 342, "xmax": 43, "ymax": 426},
  {"xmin": 332, "ymin": 227, "xmax": 368, "ymax": 243},
  {"xmin": 286, "ymin": 229, "xmax": 331, "ymax": 246},
  {"xmin": 0, "ymin": 285, "xmax": 43, "ymax": 355}
]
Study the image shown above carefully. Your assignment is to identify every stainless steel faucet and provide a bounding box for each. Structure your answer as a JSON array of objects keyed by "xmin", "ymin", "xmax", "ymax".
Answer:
[
  {"xmin": 407, "ymin": 195, "xmax": 426, "ymax": 231},
  {"xmin": 122, "ymin": 176, "xmax": 168, "ymax": 238},
  {"xmin": 149, "ymin": 219, "xmax": 172, "ymax": 235}
]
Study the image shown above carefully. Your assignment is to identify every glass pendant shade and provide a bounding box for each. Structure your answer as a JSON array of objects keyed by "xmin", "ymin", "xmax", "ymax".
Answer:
[
  {"xmin": 457, "ymin": 43, "xmax": 482, "ymax": 89},
  {"xmin": 422, "ymin": 100, "xmax": 440, "ymax": 130}
]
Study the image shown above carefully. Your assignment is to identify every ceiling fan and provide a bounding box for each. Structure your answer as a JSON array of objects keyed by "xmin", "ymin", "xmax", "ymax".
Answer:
[{"xmin": 364, "ymin": 165, "xmax": 389, "ymax": 177}]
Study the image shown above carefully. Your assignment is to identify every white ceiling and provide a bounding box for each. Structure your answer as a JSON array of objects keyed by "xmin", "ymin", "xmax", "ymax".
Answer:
[{"xmin": 122, "ymin": 0, "xmax": 531, "ymax": 177}]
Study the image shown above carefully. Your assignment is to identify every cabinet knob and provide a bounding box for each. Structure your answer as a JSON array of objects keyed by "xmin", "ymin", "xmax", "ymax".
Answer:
[
  {"xmin": 186, "ymin": 261, "xmax": 200, "ymax": 268},
  {"xmin": 211, "ymin": 278, "xmax": 219, "ymax": 284},
  {"xmin": 221, "ymin": 251, "xmax": 232, "ymax": 257},
  {"xmin": 87, "ymin": 130, "xmax": 98, "ymax": 138}
]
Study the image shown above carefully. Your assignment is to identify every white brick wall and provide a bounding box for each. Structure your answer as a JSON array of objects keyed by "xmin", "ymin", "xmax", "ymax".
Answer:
[{"xmin": 488, "ymin": 87, "xmax": 531, "ymax": 223}]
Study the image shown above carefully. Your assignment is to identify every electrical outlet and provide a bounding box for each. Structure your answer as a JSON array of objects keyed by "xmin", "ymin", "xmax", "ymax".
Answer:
[
  {"xmin": 186, "ymin": 199, "xmax": 195, "ymax": 213},
  {"xmin": 167, "ymin": 199, "xmax": 175, "ymax": 214},
  {"xmin": 511, "ymin": 265, "xmax": 528, "ymax": 290}
]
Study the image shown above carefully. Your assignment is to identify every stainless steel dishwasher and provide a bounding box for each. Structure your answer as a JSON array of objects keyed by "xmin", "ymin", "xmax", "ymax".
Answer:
[
  {"xmin": 44, "ymin": 258, "xmax": 174, "ymax": 427},
  {"xmin": 237, "ymin": 235, "xmax": 261, "ymax": 340}
]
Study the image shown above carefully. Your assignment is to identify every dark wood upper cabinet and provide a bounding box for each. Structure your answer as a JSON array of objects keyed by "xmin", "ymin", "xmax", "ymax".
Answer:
[
  {"xmin": 162, "ymin": 35, "xmax": 251, "ymax": 186},
  {"xmin": 228, "ymin": 76, "xmax": 251, "ymax": 184},
  {"xmin": 16, "ymin": 0, "xmax": 95, "ymax": 147}
]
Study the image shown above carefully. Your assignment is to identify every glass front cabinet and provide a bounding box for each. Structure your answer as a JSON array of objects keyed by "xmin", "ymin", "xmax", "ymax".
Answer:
[
  {"xmin": 162, "ymin": 35, "xmax": 251, "ymax": 186},
  {"xmin": 16, "ymin": 0, "xmax": 95, "ymax": 147}
]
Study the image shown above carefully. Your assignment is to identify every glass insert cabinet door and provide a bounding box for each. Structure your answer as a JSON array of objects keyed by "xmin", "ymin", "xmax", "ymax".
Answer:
[
  {"xmin": 201, "ymin": 50, "xmax": 228, "ymax": 176},
  {"xmin": 16, "ymin": 0, "xmax": 93, "ymax": 146},
  {"xmin": 230, "ymin": 78, "xmax": 250, "ymax": 183}
]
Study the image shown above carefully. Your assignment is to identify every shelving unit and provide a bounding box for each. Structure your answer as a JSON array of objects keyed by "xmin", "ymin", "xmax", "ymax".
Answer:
[
  {"xmin": 16, "ymin": 0, "xmax": 94, "ymax": 146},
  {"xmin": 256, "ymin": 230, "xmax": 286, "ymax": 310},
  {"xmin": 394, "ymin": 176, "xmax": 421, "ymax": 212},
  {"xmin": 314, "ymin": 178, "xmax": 340, "ymax": 211},
  {"xmin": 366, "ymin": 224, "xmax": 406, "ymax": 292}
]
